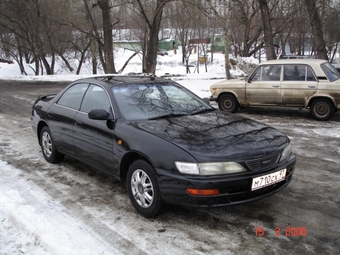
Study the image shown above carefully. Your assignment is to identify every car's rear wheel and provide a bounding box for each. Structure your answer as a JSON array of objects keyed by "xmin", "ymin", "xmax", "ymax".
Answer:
[
  {"xmin": 310, "ymin": 99, "xmax": 334, "ymax": 121},
  {"xmin": 40, "ymin": 126, "xmax": 64, "ymax": 163},
  {"xmin": 127, "ymin": 160, "xmax": 163, "ymax": 217},
  {"xmin": 218, "ymin": 94, "xmax": 239, "ymax": 113}
]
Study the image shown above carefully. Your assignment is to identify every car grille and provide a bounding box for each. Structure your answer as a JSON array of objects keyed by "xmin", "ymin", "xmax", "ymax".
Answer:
[{"xmin": 245, "ymin": 152, "xmax": 281, "ymax": 171}]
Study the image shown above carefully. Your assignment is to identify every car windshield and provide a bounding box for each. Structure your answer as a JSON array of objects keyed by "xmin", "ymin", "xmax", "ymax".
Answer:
[
  {"xmin": 112, "ymin": 82, "xmax": 213, "ymax": 120},
  {"xmin": 321, "ymin": 62, "xmax": 340, "ymax": 82}
]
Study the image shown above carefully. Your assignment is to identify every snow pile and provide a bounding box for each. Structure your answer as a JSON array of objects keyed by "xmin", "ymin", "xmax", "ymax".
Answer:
[{"xmin": 0, "ymin": 47, "xmax": 256, "ymax": 80}]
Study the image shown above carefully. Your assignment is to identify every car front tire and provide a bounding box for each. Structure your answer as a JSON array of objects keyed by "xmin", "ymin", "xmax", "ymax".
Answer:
[
  {"xmin": 127, "ymin": 160, "xmax": 163, "ymax": 217},
  {"xmin": 310, "ymin": 99, "xmax": 334, "ymax": 121},
  {"xmin": 218, "ymin": 94, "xmax": 239, "ymax": 113},
  {"xmin": 40, "ymin": 126, "xmax": 64, "ymax": 163}
]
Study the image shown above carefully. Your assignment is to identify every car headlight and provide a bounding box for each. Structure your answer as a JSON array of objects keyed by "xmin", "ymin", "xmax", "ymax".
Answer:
[
  {"xmin": 279, "ymin": 143, "xmax": 292, "ymax": 162},
  {"xmin": 175, "ymin": 161, "xmax": 246, "ymax": 175}
]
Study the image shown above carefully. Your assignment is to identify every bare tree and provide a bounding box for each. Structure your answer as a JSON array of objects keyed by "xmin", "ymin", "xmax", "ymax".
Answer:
[
  {"xmin": 258, "ymin": 0, "xmax": 276, "ymax": 60},
  {"xmin": 170, "ymin": 1, "xmax": 196, "ymax": 65},
  {"xmin": 96, "ymin": 0, "xmax": 117, "ymax": 73},
  {"xmin": 0, "ymin": 0, "xmax": 76, "ymax": 75},
  {"xmin": 230, "ymin": 0, "xmax": 263, "ymax": 58},
  {"xmin": 304, "ymin": 0, "xmax": 328, "ymax": 60},
  {"xmin": 206, "ymin": 0, "xmax": 232, "ymax": 79},
  {"xmin": 129, "ymin": 0, "xmax": 170, "ymax": 74}
]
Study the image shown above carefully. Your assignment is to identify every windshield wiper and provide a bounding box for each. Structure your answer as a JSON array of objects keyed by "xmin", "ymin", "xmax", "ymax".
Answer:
[
  {"xmin": 148, "ymin": 113, "xmax": 188, "ymax": 120},
  {"xmin": 189, "ymin": 108, "xmax": 216, "ymax": 116}
]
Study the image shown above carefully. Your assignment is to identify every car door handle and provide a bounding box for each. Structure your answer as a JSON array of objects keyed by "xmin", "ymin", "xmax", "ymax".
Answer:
[
  {"xmin": 272, "ymin": 85, "xmax": 280, "ymax": 88},
  {"xmin": 75, "ymin": 121, "xmax": 83, "ymax": 127},
  {"xmin": 308, "ymin": 85, "xmax": 316, "ymax": 88}
]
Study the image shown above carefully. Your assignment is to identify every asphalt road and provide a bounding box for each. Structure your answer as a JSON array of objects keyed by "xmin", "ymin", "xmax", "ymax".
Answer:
[{"xmin": 0, "ymin": 80, "xmax": 339, "ymax": 254}]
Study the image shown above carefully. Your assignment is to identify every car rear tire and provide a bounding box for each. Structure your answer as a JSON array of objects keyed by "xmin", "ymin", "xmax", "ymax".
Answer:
[
  {"xmin": 127, "ymin": 160, "xmax": 163, "ymax": 217},
  {"xmin": 40, "ymin": 126, "xmax": 64, "ymax": 163},
  {"xmin": 218, "ymin": 94, "xmax": 239, "ymax": 113},
  {"xmin": 310, "ymin": 99, "xmax": 334, "ymax": 121}
]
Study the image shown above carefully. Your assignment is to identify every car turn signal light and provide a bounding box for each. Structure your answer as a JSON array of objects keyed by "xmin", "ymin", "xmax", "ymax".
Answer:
[{"xmin": 186, "ymin": 188, "xmax": 220, "ymax": 196}]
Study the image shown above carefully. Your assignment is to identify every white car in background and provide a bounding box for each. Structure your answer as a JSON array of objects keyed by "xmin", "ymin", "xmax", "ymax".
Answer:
[{"xmin": 210, "ymin": 59, "xmax": 340, "ymax": 120}]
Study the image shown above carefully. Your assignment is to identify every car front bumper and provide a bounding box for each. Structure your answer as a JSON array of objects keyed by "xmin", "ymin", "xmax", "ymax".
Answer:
[
  {"xmin": 156, "ymin": 154, "xmax": 296, "ymax": 208},
  {"xmin": 209, "ymin": 96, "xmax": 217, "ymax": 102}
]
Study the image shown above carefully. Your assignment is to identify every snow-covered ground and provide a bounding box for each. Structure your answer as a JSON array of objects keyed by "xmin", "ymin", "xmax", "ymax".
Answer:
[
  {"xmin": 0, "ymin": 48, "xmax": 252, "ymax": 97},
  {"xmin": 1, "ymin": 49, "xmax": 339, "ymax": 254},
  {"xmin": 0, "ymin": 49, "xmax": 245, "ymax": 254}
]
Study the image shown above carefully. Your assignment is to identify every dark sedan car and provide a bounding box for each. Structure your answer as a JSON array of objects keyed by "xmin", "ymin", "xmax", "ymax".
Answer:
[{"xmin": 31, "ymin": 76, "xmax": 296, "ymax": 217}]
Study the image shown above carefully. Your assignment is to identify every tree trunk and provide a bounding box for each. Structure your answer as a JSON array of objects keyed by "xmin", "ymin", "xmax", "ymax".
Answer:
[
  {"xmin": 207, "ymin": 0, "xmax": 231, "ymax": 79},
  {"xmin": 304, "ymin": 0, "xmax": 328, "ymax": 60},
  {"xmin": 223, "ymin": 27, "xmax": 231, "ymax": 79},
  {"xmin": 145, "ymin": 21, "xmax": 161, "ymax": 74},
  {"xmin": 258, "ymin": 0, "xmax": 276, "ymax": 60},
  {"xmin": 97, "ymin": 0, "xmax": 117, "ymax": 74},
  {"xmin": 135, "ymin": 0, "xmax": 167, "ymax": 74}
]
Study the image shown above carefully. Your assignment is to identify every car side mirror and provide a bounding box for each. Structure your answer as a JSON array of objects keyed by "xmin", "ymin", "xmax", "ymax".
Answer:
[
  {"xmin": 88, "ymin": 109, "xmax": 110, "ymax": 120},
  {"xmin": 202, "ymin": 97, "xmax": 210, "ymax": 105}
]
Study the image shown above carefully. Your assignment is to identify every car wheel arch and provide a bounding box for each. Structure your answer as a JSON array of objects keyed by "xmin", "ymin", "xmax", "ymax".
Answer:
[
  {"xmin": 217, "ymin": 93, "xmax": 239, "ymax": 112},
  {"xmin": 307, "ymin": 96, "xmax": 336, "ymax": 109},
  {"xmin": 217, "ymin": 92, "xmax": 238, "ymax": 102},
  {"xmin": 37, "ymin": 121, "xmax": 49, "ymax": 145},
  {"xmin": 119, "ymin": 151, "xmax": 154, "ymax": 184}
]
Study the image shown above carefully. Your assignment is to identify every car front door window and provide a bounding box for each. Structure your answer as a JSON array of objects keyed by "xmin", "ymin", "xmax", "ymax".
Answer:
[{"xmin": 80, "ymin": 85, "xmax": 111, "ymax": 113}]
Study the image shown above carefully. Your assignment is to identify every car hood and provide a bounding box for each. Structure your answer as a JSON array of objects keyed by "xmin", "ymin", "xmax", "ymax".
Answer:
[
  {"xmin": 212, "ymin": 78, "xmax": 246, "ymax": 87},
  {"xmin": 132, "ymin": 112, "xmax": 289, "ymax": 162}
]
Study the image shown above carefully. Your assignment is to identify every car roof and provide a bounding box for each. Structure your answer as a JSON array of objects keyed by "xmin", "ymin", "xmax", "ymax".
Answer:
[
  {"xmin": 72, "ymin": 75, "xmax": 172, "ymax": 87},
  {"xmin": 259, "ymin": 59, "xmax": 329, "ymax": 77},
  {"xmin": 260, "ymin": 59, "xmax": 328, "ymax": 65}
]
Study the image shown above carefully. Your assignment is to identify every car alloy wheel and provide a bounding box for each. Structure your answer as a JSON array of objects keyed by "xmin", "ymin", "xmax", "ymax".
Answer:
[
  {"xmin": 40, "ymin": 126, "xmax": 64, "ymax": 163},
  {"xmin": 127, "ymin": 160, "xmax": 163, "ymax": 217},
  {"xmin": 131, "ymin": 169, "xmax": 154, "ymax": 208},
  {"xmin": 311, "ymin": 99, "xmax": 334, "ymax": 121},
  {"xmin": 42, "ymin": 131, "xmax": 53, "ymax": 158}
]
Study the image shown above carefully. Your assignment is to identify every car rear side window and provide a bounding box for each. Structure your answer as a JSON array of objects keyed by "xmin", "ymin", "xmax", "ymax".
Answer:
[
  {"xmin": 283, "ymin": 65, "xmax": 316, "ymax": 81},
  {"xmin": 321, "ymin": 62, "xmax": 340, "ymax": 82},
  {"xmin": 57, "ymin": 83, "xmax": 89, "ymax": 110}
]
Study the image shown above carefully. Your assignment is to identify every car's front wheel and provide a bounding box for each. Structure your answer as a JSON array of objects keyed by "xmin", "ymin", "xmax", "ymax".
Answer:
[
  {"xmin": 310, "ymin": 99, "xmax": 334, "ymax": 121},
  {"xmin": 218, "ymin": 94, "xmax": 239, "ymax": 113},
  {"xmin": 127, "ymin": 160, "xmax": 163, "ymax": 217},
  {"xmin": 40, "ymin": 126, "xmax": 64, "ymax": 163}
]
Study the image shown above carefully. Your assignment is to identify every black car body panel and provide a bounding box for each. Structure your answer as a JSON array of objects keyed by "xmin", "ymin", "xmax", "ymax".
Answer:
[
  {"xmin": 133, "ymin": 113, "xmax": 288, "ymax": 161},
  {"xmin": 155, "ymin": 153, "xmax": 295, "ymax": 207},
  {"xmin": 31, "ymin": 76, "xmax": 296, "ymax": 213}
]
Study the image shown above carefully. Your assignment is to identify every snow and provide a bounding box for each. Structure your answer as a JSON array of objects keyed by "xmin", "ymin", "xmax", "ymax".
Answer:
[
  {"xmin": 0, "ymin": 161, "xmax": 119, "ymax": 255},
  {"xmin": 0, "ymin": 48, "xmax": 245, "ymax": 254},
  {"xmin": 1, "ymin": 48, "xmax": 339, "ymax": 254}
]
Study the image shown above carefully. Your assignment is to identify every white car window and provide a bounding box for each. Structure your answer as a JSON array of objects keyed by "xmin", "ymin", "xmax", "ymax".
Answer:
[
  {"xmin": 283, "ymin": 65, "xmax": 316, "ymax": 81},
  {"xmin": 250, "ymin": 65, "xmax": 281, "ymax": 81}
]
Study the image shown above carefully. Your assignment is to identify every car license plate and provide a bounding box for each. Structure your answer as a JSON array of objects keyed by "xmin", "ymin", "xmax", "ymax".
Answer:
[{"xmin": 251, "ymin": 169, "xmax": 286, "ymax": 191}]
